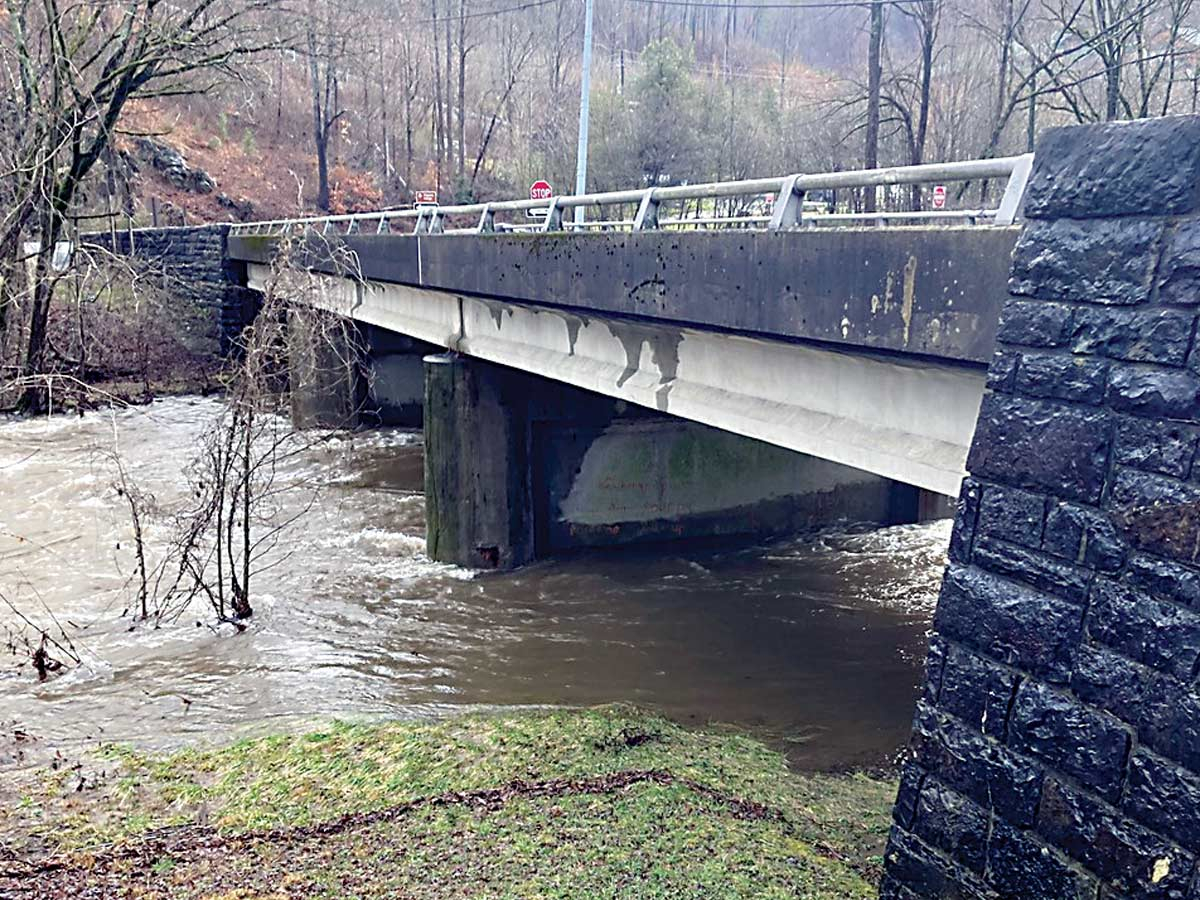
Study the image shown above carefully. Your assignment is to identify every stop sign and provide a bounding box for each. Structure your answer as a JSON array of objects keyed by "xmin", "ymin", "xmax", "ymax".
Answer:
[
  {"xmin": 932, "ymin": 185, "xmax": 947, "ymax": 210},
  {"xmin": 530, "ymin": 180, "xmax": 553, "ymax": 201}
]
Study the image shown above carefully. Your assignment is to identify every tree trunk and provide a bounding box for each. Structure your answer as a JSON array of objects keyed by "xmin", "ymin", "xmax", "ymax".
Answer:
[
  {"xmin": 996, "ymin": 0, "xmax": 1012, "ymax": 132},
  {"xmin": 444, "ymin": 13, "xmax": 454, "ymax": 190},
  {"xmin": 1105, "ymin": 52, "xmax": 1122, "ymax": 120},
  {"xmin": 457, "ymin": 0, "xmax": 468, "ymax": 183},
  {"xmin": 910, "ymin": 5, "xmax": 935, "ymax": 209},
  {"xmin": 378, "ymin": 35, "xmax": 390, "ymax": 184},
  {"xmin": 308, "ymin": 28, "xmax": 331, "ymax": 211},
  {"xmin": 19, "ymin": 204, "xmax": 66, "ymax": 413},
  {"xmin": 233, "ymin": 407, "xmax": 253, "ymax": 620},
  {"xmin": 405, "ymin": 78, "xmax": 415, "ymax": 190},
  {"xmin": 275, "ymin": 51, "xmax": 285, "ymax": 138},
  {"xmin": 1027, "ymin": 73, "xmax": 1037, "ymax": 152},
  {"xmin": 430, "ymin": 0, "xmax": 445, "ymax": 191}
]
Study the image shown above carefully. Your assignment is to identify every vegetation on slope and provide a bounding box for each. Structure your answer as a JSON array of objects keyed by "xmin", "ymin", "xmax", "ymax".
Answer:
[{"xmin": 2, "ymin": 705, "xmax": 896, "ymax": 899}]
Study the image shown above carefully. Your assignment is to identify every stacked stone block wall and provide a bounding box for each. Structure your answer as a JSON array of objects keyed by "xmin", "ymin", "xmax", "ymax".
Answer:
[
  {"xmin": 81, "ymin": 223, "xmax": 259, "ymax": 356},
  {"xmin": 883, "ymin": 116, "xmax": 1200, "ymax": 898}
]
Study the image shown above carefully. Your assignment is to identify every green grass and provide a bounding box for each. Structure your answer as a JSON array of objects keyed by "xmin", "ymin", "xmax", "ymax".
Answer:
[{"xmin": 2, "ymin": 705, "xmax": 896, "ymax": 898}]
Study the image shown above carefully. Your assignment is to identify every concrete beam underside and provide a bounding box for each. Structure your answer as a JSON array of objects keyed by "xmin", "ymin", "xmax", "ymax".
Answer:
[{"xmin": 248, "ymin": 263, "xmax": 986, "ymax": 497}]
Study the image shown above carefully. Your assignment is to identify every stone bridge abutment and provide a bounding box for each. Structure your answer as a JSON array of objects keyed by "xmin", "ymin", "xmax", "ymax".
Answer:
[
  {"xmin": 80, "ymin": 223, "xmax": 259, "ymax": 356},
  {"xmin": 882, "ymin": 116, "xmax": 1200, "ymax": 899}
]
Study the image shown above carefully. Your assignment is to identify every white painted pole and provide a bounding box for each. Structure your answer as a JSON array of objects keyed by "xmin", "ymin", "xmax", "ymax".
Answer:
[{"xmin": 573, "ymin": 0, "xmax": 594, "ymax": 227}]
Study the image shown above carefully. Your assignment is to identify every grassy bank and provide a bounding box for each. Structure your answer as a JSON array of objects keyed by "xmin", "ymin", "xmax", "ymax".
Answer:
[{"xmin": 1, "ymin": 706, "xmax": 896, "ymax": 898}]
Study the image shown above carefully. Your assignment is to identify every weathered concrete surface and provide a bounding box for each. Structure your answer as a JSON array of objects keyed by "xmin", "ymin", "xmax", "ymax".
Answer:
[
  {"xmin": 359, "ymin": 325, "xmax": 435, "ymax": 427},
  {"xmin": 423, "ymin": 352, "xmax": 923, "ymax": 568},
  {"xmin": 423, "ymin": 353, "xmax": 532, "ymax": 569},
  {"xmin": 229, "ymin": 226, "xmax": 1017, "ymax": 365},
  {"xmin": 535, "ymin": 418, "xmax": 908, "ymax": 551},
  {"xmin": 248, "ymin": 264, "xmax": 985, "ymax": 497},
  {"xmin": 287, "ymin": 306, "xmax": 366, "ymax": 429},
  {"xmin": 367, "ymin": 353, "xmax": 424, "ymax": 426},
  {"xmin": 882, "ymin": 116, "xmax": 1200, "ymax": 900}
]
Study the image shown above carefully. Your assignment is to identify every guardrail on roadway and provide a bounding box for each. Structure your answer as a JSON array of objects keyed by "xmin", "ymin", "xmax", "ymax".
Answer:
[{"xmin": 230, "ymin": 154, "xmax": 1034, "ymax": 239}]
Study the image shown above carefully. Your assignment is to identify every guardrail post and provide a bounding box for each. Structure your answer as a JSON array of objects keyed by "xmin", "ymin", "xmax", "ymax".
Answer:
[
  {"xmin": 413, "ymin": 208, "xmax": 429, "ymax": 234},
  {"xmin": 633, "ymin": 189, "xmax": 659, "ymax": 231},
  {"xmin": 993, "ymin": 152, "xmax": 1035, "ymax": 225},
  {"xmin": 539, "ymin": 197, "xmax": 563, "ymax": 232},
  {"xmin": 429, "ymin": 208, "xmax": 445, "ymax": 234},
  {"xmin": 769, "ymin": 174, "xmax": 804, "ymax": 231},
  {"xmin": 476, "ymin": 205, "xmax": 495, "ymax": 234}
]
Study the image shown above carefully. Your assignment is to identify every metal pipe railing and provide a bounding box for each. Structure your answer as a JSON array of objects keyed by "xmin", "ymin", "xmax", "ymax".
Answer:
[
  {"xmin": 228, "ymin": 153, "xmax": 1033, "ymax": 238},
  {"xmin": 809, "ymin": 209, "xmax": 996, "ymax": 222}
]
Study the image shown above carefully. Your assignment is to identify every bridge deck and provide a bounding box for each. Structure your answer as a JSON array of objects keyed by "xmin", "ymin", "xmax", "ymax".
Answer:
[{"xmin": 228, "ymin": 228, "xmax": 1017, "ymax": 366}]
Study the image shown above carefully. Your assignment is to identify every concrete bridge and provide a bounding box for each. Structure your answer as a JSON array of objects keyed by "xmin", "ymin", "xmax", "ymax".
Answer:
[
  {"xmin": 101, "ymin": 115, "xmax": 1200, "ymax": 899},
  {"xmin": 224, "ymin": 156, "xmax": 1030, "ymax": 567}
]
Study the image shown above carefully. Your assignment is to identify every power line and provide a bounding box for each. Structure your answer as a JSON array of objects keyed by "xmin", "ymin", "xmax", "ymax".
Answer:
[
  {"xmin": 405, "ymin": 0, "xmax": 919, "ymax": 27},
  {"xmin": 623, "ymin": 0, "xmax": 924, "ymax": 10},
  {"xmin": 410, "ymin": 0, "xmax": 925, "ymax": 19},
  {"xmin": 410, "ymin": 0, "xmax": 557, "ymax": 25}
]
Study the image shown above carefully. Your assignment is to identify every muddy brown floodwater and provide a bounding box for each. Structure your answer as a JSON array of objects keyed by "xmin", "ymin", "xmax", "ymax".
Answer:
[{"xmin": 0, "ymin": 397, "xmax": 948, "ymax": 771}]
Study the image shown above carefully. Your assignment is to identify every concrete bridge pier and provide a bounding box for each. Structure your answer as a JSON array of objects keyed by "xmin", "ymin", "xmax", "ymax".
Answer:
[
  {"xmin": 360, "ymin": 324, "xmax": 437, "ymax": 428},
  {"xmin": 423, "ymin": 353, "xmax": 535, "ymax": 569},
  {"xmin": 288, "ymin": 311, "xmax": 437, "ymax": 430},
  {"xmin": 287, "ymin": 305, "xmax": 367, "ymax": 429},
  {"xmin": 422, "ymin": 352, "xmax": 936, "ymax": 570}
]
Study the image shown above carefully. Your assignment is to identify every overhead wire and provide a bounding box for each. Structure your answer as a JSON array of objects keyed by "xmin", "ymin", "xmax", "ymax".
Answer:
[
  {"xmin": 622, "ymin": 0, "xmax": 925, "ymax": 10},
  {"xmin": 409, "ymin": 0, "xmax": 558, "ymax": 25},
  {"xmin": 407, "ymin": 0, "xmax": 921, "ymax": 22}
]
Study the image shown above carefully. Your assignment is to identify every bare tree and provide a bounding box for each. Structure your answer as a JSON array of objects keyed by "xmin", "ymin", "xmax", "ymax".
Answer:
[
  {"xmin": 142, "ymin": 242, "xmax": 365, "ymax": 626},
  {"xmin": 0, "ymin": 0, "xmax": 277, "ymax": 413},
  {"xmin": 472, "ymin": 22, "xmax": 536, "ymax": 185},
  {"xmin": 307, "ymin": 0, "xmax": 363, "ymax": 210},
  {"xmin": 400, "ymin": 32, "xmax": 424, "ymax": 193},
  {"xmin": 882, "ymin": 0, "xmax": 941, "ymax": 207}
]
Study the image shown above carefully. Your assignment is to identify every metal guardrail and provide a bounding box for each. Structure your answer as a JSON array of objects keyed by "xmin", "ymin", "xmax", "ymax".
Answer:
[{"xmin": 229, "ymin": 154, "xmax": 1034, "ymax": 239}]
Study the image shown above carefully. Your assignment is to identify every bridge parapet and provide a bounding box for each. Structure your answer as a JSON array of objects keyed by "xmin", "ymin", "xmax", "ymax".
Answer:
[
  {"xmin": 227, "ymin": 155, "xmax": 1034, "ymax": 367},
  {"xmin": 228, "ymin": 226, "xmax": 1018, "ymax": 366},
  {"xmin": 883, "ymin": 116, "xmax": 1200, "ymax": 898}
]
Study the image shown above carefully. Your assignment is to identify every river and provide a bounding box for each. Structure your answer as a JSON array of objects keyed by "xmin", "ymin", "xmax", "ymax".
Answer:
[{"xmin": 0, "ymin": 396, "xmax": 947, "ymax": 770}]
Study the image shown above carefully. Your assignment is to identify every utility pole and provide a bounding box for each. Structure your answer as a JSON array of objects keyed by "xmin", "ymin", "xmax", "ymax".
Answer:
[
  {"xmin": 864, "ymin": 0, "xmax": 884, "ymax": 212},
  {"xmin": 573, "ymin": 0, "xmax": 595, "ymax": 227}
]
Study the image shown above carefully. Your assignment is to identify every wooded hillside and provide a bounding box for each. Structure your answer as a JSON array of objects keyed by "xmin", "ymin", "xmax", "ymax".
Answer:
[{"xmin": 30, "ymin": 0, "xmax": 1200, "ymax": 224}]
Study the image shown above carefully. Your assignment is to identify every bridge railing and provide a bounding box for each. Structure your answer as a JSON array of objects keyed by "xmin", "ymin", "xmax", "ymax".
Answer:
[{"xmin": 229, "ymin": 154, "xmax": 1034, "ymax": 239}]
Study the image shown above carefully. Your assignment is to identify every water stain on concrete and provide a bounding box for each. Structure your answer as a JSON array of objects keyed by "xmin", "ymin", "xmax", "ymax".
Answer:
[
  {"xmin": 610, "ymin": 321, "xmax": 682, "ymax": 410},
  {"xmin": 901, "ymin": 255, "xmax": 919, "ymax": 346},
  {"xmin": 561, "ymin": 313, "xmax": 589, "ymax": 357}
]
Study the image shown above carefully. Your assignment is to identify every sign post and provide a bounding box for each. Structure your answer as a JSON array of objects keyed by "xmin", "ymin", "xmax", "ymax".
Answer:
[
  {"xmin": 931, "ymin": 185, "xmax": 946, "ymax": 210},
  {"xmin": 527, "ymin": 180, "xmax": 553, "ymax": 219}
]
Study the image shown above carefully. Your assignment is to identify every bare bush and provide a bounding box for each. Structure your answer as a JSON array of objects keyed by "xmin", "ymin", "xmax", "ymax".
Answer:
[
  {"xmin": 0, "ymin": 244, "xmax": 217, "ymax": 413},
  {"xmin": 1, "ymin": 591, "xmax": 81, "ymax": 683},
  {"xmin": 119, "ymin": 239, "xmax": 367, "ymax": 629}
]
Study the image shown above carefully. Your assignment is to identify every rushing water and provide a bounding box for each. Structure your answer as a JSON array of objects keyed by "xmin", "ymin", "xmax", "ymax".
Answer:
[{"xmin": 0, "ymin": 397, "xmax": 948, "ymax": 770}]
